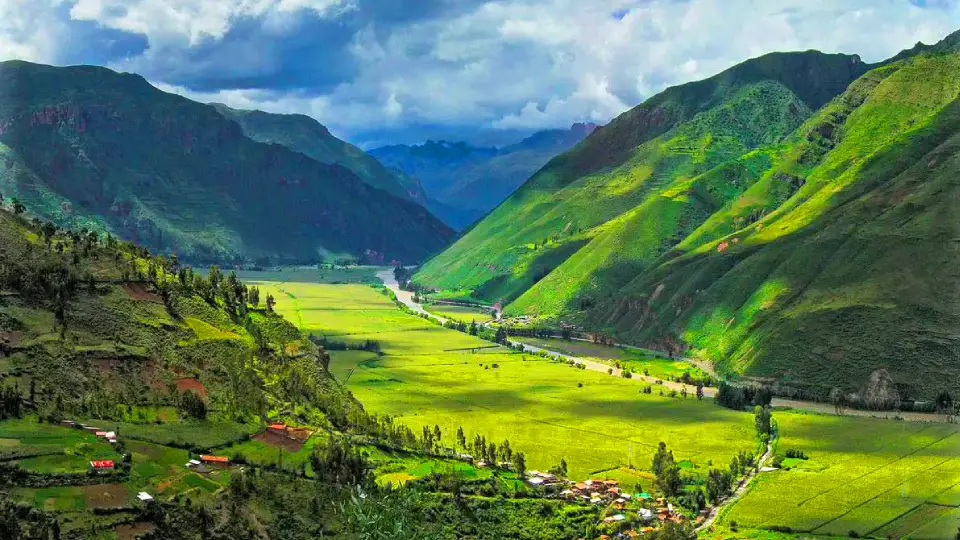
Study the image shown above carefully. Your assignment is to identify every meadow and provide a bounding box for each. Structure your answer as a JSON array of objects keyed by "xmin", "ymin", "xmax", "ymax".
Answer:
[
  {"xmin": 513, "ymin": 337, "xmax": 712, "ymax": 382},
  {"xmin": 423, "ymin": 302, "xmax": 494, "ymax": 323},
  {"xmin": 720, "ymin": 411, "xmax": 960, "ymax": 538},
  {"xmin": 249, "ymin": 279, "xmax": 758, "ymax": 486}
]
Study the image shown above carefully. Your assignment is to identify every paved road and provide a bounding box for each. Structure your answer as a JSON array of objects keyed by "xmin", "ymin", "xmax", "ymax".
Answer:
[{"xmin": 376, "ymin": 272, "xmax": 946, "ymax": 423}]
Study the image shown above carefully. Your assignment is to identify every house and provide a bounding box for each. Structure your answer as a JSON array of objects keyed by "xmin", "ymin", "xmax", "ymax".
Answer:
[
  {"xmin": 267, "ymin": 423, "xmax": 287, "ymax": 434},
  {"xmin": 137, "ymin": 492, "xmax": 153, "ymax": 502},
  {"xmin": 90, "ymin": 460, "xmax": 114, "ymax": 470},
  {"xmin": 200, "ymin": 455, "xmax": 230, "ymax": 465},
  {"xmin": 528, "ymin": 477, "xmax": 544, "ymax": 485},
  {"xmin": 602, "ymin": 514, "xmax": 626, "ymax": 523}
]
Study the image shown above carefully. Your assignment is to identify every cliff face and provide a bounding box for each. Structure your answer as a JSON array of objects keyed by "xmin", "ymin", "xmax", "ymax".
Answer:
[{"xmin": 0, "ymin": 61, "xmax": 453, "ymax": 264}]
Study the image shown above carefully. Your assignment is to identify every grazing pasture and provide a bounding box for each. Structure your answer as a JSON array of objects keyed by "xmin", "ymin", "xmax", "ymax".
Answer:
[
  {"xmin": 720, "ymin": 411, "xmax": 960, "ymax": 538},
  {"xmin": 251, "ymin": 279, "xmax": 757, "ymax": 484},
  {"xmin": 423, "ymin": 303, "xmax": 494, "ymax": 322},
  {"xmin": 513, "ymin": 337, "xmax": 711, "ymax": 382}
]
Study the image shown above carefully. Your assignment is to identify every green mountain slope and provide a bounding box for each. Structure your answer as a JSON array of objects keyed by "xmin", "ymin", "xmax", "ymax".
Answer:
[
  {"xmin": 370, "ymin": 124, "xmax": 597, "ymax": 230},
  {"xmin": 0, "ymin": 203, "xmax": 357, "ymax": 427},
  {"xmin": 416, "ymin": 36, "xmax": 960, "ymax": 399},
  {"xmin": 0, "ymin": 61, "xmax": 452, "ymax": 264},
  {"xmin": 211, "ymin": 103, "xmax": 429, "ymax": 204}
]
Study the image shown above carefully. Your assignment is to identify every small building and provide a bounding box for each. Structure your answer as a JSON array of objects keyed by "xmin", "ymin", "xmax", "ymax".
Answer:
[
  {"xmin": 267, "ymin": 423, "xmax": 287, "ymax": 433},
  {"xmin": 602, "ymin": 514, "xmax": 626, "ymax": 523},
  {"xmin": 137, "ymin": 492, "xmax": 153, "ymax": 502},
  {"xmin": 528, "ymin": 477, "xmax": 544, "ymax": 485},
  {"xmin": 90, "ymin": 460, "xmax": 115, "ymax": 470},
  {"xmin": 60, "ymin": 420, "xmax": 76, "ymax": 427},
  {"xmin": 200, "ymin": 455, "xmax": 230, "ymax": 466}
]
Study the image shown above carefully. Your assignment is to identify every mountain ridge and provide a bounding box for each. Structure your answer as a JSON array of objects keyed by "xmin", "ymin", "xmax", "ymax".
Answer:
[
  {"xmin": 0, "ymin": 60, "xmax": 452, "ymax": 265},
  {"xmin": 371, "ymin": 122, "xmax": 598, "ymax": 229},
  {"xmin": 414, "ymin": 35, "xmax": 960, "ymax": 400}
]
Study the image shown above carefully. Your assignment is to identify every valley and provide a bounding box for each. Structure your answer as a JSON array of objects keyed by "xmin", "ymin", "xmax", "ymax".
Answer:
[{"xmin": 1, "ymin": 13, "xmax": 959, "ymax": 540}]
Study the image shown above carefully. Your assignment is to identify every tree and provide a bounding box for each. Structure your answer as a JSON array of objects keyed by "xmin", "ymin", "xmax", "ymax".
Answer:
[
  {"xmin": 468, "ymin": 320, "xmax": 478, "ymax": 336},
  {"xmin": 936, "ymin": 390, "xmax": 954, "ymax": 417},
  {"xmin": 652, "ymin": 442, "xmax": 682, "ymax": 496},
  {"xmin": 179, "ymin": 390, "xmax": 207, "ymax": 420},
  {"xmin": 830, "ymin": 387, "xmax": 849, "ymax": 415},
  {"xmin": 266, "ymin": 294, "xmax": 276, "ymax": 313},
  {"xmin": 696, "ymin": 383, "xmax": 704, "ymax": 400},
  {"xmin": 249, "ymin": 286, "xmax": 260, "ymax": 307},
  {"xmin": 512, "ymin": 451, "xmax": 527, "ymax": 478},
  {"xmin": 494, "ymin": 325, "xmax": 508, "ymax": 345},
  {"xmin": 456, "ymin": 427, "xmax": 466, "ymax": 451},
  {"xmin": 11, "ymin": 198, "xmax": 24, "ymax": 215},
  {"xmin": 754, "ymin": 406, "xmax": 772, "ymax": 439}
]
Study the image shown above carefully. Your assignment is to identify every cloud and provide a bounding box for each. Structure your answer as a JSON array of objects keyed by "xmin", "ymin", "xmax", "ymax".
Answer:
[{"xmin": 2, "ymin": 0, "xmax": 960, "ymax": 146}]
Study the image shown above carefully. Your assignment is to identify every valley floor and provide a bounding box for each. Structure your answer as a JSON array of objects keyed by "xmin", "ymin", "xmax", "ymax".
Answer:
[{"xmin": 245, "ymin": 268, "xmax": 960, "ymax": 539}]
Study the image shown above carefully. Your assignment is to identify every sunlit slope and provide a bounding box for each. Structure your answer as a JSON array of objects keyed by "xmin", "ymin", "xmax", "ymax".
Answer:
[
  {"xmin": 415, "ymin": 51, "xmax": 870, "ymax": 304},
  {"xmin": 595, "ymin": 51, "xmax": 960, "ymax": 399}
]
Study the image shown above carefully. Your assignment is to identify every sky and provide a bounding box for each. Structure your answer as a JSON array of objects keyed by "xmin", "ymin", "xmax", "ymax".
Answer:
[{"xmin": 2, "ymin": 1, "xmax": 959, "ymax": 147}]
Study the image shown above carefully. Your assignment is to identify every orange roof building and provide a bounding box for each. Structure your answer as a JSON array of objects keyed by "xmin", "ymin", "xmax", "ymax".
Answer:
[{"xmin": 200, "ymin": 455, "xmax": 230, "ymax": 464}]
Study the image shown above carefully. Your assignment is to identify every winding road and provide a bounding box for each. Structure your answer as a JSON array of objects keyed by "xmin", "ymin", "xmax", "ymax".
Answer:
[{"xmin": 376, "ymin": 269, "xmax": 945, "ymax": 423}]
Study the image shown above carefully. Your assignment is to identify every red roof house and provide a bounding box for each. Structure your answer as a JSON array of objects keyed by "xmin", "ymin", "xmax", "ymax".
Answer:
[{"xmin": 90, "ymin": 460, "xmax": 115, "ymax": 469}]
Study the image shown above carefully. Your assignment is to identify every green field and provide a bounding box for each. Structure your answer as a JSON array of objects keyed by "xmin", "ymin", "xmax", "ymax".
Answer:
[
  {"xmin": 251, "ymin": 280, "xmax": 757, "ymax": 485},
  {"xmin": 202, "ymin": 266, "xmax": 384, "ymax": 285},
  {"xmin": 720, "ymin": 411, "xmax": 960, "ymax": 538},
  {"xmin": 424, "ymin": 303, "xmax": 494, "ymax": 323},
  {"xmin": 513, "ymin": 337, "xmax": 711, "ymax": 382}
]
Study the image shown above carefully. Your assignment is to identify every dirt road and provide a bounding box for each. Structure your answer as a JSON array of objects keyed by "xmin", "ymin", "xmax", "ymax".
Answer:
[{"xmin": 377, "ymin": 273, "xmax": 945, "ymax": 423}]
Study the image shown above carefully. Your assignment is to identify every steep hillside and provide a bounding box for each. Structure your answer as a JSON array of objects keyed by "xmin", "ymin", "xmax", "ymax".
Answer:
[
  {"xmin": 0, "ymin": 202, "xmax": 357, "ymax": 427},
  {"xmin": 415, "ymin": 41, "xmax": 960, "ymax": 399},
  {"xmin": 0, "ymin": 61, "xmax": 452, "ymax": 264},
  {"xmin": 596, "ymin": 50, "xmax": 960, "ymax": 401},
  {"xmin": 211, "ymin": 103, "xmax": 429, "ymax": 204},
  {"xmin": 417, "ymin": 50, "xmax": 870, "ymax": 301},
  {"xmin": 371, "ymin": 123, "xmax": 597, "ymax": 229}
]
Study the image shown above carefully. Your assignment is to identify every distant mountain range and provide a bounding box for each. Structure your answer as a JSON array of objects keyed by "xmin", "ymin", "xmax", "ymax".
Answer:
[
  {"xmin": 416, "ymin": 30, "xmax": 960, "ymax": 400},
  {"xmin": 371, "ymin": 123, "xmax": 598, "ymax": 229},
  {"xmin": 0, "ymin": 60, "xmax": 452, "ymax": 265}
]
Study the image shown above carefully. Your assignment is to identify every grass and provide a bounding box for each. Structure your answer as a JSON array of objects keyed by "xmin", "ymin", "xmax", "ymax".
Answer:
[
  {"xmin": 200, "ymin": 265, "xmax": 384, "ymax": 285},
  {"xmin": 719, "ymin": 410, "xmax": 960, "ymax": 538},
  {"xmin": 423, "ymin": 303, "xmax": 494, "ymax": 322},
  {"xmin": 413, "ymin": 49, "xmax": 960, "ymax": 401},
  {"xmin": 254, "ymin": 280, "xmax": 757, "ymax": 484},
  {"xmin": 513, "ymin": 337, "xmax": 711, "ymax": 382},
  {"xmin": 99, "ymin": 420, "xmax": 260, "ymax": 450}
]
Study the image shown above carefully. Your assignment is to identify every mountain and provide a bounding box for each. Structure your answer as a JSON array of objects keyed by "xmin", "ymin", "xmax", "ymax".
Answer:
[
  {"xmin": 415, "ymin": 34, "xmax": 960, "ymax": 401},
  {"xmin": 0, "ymin": 203, "xmax": 357, "ymax": 428},
  {"xmin": 0, "ymin": 61, "xmax": 453, "ymax": 265},
  {"xmin": 371, "ymin": 123, "xmax": 597, "ymax": 230},
  {"xmin": 210, "ymin": 103, "xmax": 429, "ymax": 204}
]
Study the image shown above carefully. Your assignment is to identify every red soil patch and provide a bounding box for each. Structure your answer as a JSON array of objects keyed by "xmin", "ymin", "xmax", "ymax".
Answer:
[
  {"xmin": 122, "ymin": 283, "xmax": 161, "ymax": 302},
  {"xmin": 116, "ymin": 522, "xmax": 155, "ymax": 540},
  {"xmin": 253, "ymin": 430, "xmax": 305, "ymax": 452},
  {"xmin": 176, "ymin": 378, "xmax": 207, "ymax": 399},
  {"xmin": 91, "ymin": 357, "xmax": 124, "ymax": 374},
  {"xmin": 83, "ymin": 484, "xmax": 129, "ymax": 509}
]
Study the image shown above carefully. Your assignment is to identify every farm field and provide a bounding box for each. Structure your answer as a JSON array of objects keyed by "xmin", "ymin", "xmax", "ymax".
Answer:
[
  {"xmin": 200, "ymin": 265, "xmax": 383, "ymax": 285},
  {"xmin": 252, "ymin": 279, "xmax": 758, "ymax": 485},
  {"xmin": 719, "ymin": 411, "xmax": 960, "ymax": 538},
  {"xmin": 423, "ymin": 302, "xmax": 494, "ymax": 322},
  {"xmin": 513, "ymin": 337, "xmax": 712, "ymax": 382}
]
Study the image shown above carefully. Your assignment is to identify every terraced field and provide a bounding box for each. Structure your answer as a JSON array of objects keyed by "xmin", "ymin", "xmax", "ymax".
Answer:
[
  {"xmin": 720, "ymin": 411, "xmax": 960, "ymax": 538},
  {"xmin": 249, "ymin": 280, "xmax": 758, "ymax": 485}
]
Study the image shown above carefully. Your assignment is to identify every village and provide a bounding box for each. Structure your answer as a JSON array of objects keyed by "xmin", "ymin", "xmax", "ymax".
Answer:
[{"xmin": 521, "ymin": 469, "xmax": 689, "ymax": 537}]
